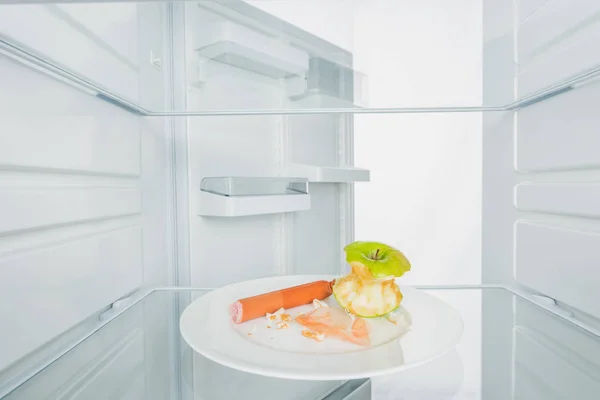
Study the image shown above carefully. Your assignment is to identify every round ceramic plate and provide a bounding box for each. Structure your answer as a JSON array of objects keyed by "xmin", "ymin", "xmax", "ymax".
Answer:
[{"xmin": 180, "ymin": 275, "xmax": 463, "ymax": 380}]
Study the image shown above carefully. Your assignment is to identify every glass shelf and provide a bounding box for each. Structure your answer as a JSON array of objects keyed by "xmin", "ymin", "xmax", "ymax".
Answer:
[
  {"xmin": 1, "ymin": 286, "xmax": 599, "ymax": 399},
  {"xmin": 3, "ymin": 0, "xmax": 600, "ymax": 116}
]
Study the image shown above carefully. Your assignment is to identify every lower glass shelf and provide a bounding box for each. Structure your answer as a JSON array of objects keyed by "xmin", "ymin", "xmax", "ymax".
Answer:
[{"xmin": 1, "ymin": 286, "xmax": 599, "ymax": 400}]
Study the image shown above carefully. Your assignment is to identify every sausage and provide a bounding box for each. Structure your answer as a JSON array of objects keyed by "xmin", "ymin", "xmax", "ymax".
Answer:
[{"xmin": 230, "ymin": 280, "xmax": 334, "ymax": 324}]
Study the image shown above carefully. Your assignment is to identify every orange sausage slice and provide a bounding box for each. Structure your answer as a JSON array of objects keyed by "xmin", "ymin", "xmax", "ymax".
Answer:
[{"xmin": 230, "ymin": 280, "xmax": 334, "ymax": 324}]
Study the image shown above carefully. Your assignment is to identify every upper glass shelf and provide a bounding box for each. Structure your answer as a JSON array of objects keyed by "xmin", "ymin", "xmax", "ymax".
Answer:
[
  {"xmin": 1, "ymin": 0, "xmax": 600, "ymax": 116},
  {"xmin": 1, "ymin": 287, "xmax": 599, "ymax": 399}
]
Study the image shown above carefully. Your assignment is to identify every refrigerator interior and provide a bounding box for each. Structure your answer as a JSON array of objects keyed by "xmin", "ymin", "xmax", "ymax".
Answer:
[{"xmin": 1, "ymin": 0, "xmax": 600, "ymax": 398}]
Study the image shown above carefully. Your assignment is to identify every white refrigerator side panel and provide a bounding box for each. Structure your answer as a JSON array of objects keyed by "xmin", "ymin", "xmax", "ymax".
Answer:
[
  {"xmin": 0, "ymin": 3, "xmax": 171, "ymax": 393},
  {"xmin": 516, "ymin": 82, "xmax": 600, "ymax": 172},
  {"xmin": 484, "ymin": 6, "xmax": 600, "ymax": 397},
  {"xmin": 514, "ymin": 21, "xmax": 600, "ymax": 315},
  {"xmin": 484, "ymin": 0, "xmax": 600, "ymax": 299},
  {"xmin": 0, "ymin": 55, "xmax": 144, "ymax": 373},
  {"xmin": 515, "ymin": 222, "xmax": 600, "ymax": 319},
  {"xmin": 517, "ymin": 0, "xmax": 600, "ymax": 97},
  {"xmin": 514, "ymin": 297, "xmax": 600, "ymax": 399},
  {"xmin": 514, "ymin": 85, "xmax": 600, "ymax": 319}
]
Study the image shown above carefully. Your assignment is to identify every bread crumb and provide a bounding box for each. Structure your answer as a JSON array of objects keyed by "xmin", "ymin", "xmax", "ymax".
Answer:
[
  {"xmin": 301, "ymin": 329, "xmax": 325, "ymax": 342},
  {"xmin": 265, "ymin": 311, "xmax": 291, "ymax": 329},
  {"xmin": 280, "ymin": 313, "xmax": 292, "ymax": 323},
  {"xmin": 276, "ymin": 321, "xmax": 289, "ymax": 330}
]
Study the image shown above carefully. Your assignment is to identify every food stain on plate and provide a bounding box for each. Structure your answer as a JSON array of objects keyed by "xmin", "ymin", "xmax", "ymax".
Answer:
[
  {"xmin": 238, "ymin": 295, "xmax": 412, "ymax": 353},
  {"xmin": 265, "ymin": 307, "xmax": 292, "ymax": 329}
]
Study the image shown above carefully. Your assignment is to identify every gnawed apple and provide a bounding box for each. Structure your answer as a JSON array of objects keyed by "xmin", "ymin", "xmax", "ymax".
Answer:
[{"xmin": 333, "ymin": 241, "xmax": 411, "ymax": 318}]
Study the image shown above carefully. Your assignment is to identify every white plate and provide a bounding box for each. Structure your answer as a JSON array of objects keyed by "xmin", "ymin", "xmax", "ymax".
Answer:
[{"xmin": 180, "ymin": 275, "xmax": 464, "ymax": 380}]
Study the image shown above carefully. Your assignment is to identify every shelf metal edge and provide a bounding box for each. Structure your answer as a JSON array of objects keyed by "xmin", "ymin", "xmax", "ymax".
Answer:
[
  {"xmin": 322, "ymin": 379, "xmax": 371, "ymax": 400},
  {"xmin": 148, "ymin": 106, "xmax": 507, "ymax": 116},
  {"xmin": 501, "ymin": 284, "xmax": 600, "ymax": 340},
  {"xmin": 0, "ymin": 37, "xmax": 149, "ymax": 116}
]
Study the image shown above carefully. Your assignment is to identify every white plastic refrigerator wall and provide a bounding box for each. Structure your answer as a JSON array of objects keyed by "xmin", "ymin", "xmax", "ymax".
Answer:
[{"xmin": 0, "ymin": 0, "xmax": 599, "ymax": 399}]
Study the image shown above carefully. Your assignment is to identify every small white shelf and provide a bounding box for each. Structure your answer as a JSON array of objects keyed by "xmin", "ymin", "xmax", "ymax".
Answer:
[
  {"xmin": 286, "ymin": 164, "xmax": 370, "ymax": 183},
  {"xmin": 194, "ymin": 21, "xmax": 309, "ymax": 79},
  {"xmin": 197, "ymin": 191, "xmax": 310, "ymax": 217},
  {"xmin": 197, "ymin": 177, "xmax": 311, "ymax": 217}
]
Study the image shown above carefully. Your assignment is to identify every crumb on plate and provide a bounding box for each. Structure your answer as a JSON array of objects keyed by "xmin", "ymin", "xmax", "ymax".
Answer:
[
  {"xmin": 266, "ymin": 308, "xmax": 291, "ymax": 329},
  {"xmin": 301, "ymin": 329, "xmax": 325, "ymax": 342},
  {"xmin": 280, "ymin": 313, "xmax": 292, "ymax": 323},
  {"xmin": 276, "ymin": 321, "xmax": 289, "ymax": 330},
  {"xmin": 266, "ymin": 308, "xmax": 285, "ymax": 320}
]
